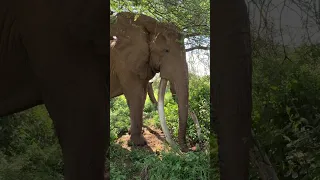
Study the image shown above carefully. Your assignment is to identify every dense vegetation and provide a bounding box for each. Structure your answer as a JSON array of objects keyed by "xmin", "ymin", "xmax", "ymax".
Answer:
[
  {"xmin": 0, "ymin": 73, "xmax": 212, "ymax": 180},
  {"xmin": 1, "ymin": 43, "xmax": 320, "ymax": 179},
  {"xmin": 110, "ymin": 74, "xmax": 211, "ymax": 179},
  {"xmin": 250, "ymin": 43, "xmax": 320, "ymax": 180},
  {"xmin": 1, "ymin": 0, "xmax": 320, "ymax": 179}
]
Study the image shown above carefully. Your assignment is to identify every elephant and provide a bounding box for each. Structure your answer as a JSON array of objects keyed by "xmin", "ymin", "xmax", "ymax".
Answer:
[
  {"xmin": 110, "ymin": 12, "xmax": 190, "ymax": 151},
  {"xmin": 0, "ymin": 1, "xmax": 108, "ymax": 180}
]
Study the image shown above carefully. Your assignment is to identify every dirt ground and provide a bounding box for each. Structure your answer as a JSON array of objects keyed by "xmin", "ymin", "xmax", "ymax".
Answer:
[
  {"xmin": 104, "ymin": 126, "xmax": 169, "ymax": 179},
  {"xmin": 116, "ymin": 125, "xmax": 171, "ymax": 152},
  {"xmin": 105, "ymin": 126, "xmax": 200, "ymax": 179}
]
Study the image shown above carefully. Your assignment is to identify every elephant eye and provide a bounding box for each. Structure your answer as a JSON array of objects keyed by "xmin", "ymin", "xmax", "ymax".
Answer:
[{"xmin": 165, "ymin": 49, "xmax": 170, "ymax": 53}]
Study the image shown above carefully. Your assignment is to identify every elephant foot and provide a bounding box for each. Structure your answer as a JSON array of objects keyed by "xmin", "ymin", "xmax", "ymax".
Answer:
[
  {"xmin": 180, "ymin": 144, "xmax": 189, "ymax": 152},
  {"xmin": 128, "ymin": 134, "xmax": 147, "ymax": 146}
]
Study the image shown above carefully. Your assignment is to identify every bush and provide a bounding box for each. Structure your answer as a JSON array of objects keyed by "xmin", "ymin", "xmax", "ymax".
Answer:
[
  {"xmin": 0, "ymin": 106, "xmax": 63, "ymax": 180},
  {"xmin": 251, "ymin": 44, "xmax": 320, "ymax": 179},
  {"xmin": 110, "ymin": 143, "xmax": 214, "ymax": 180},
  {"xmin": 110, "ymin": 96, "xmax": 130, "ymax": 142}
]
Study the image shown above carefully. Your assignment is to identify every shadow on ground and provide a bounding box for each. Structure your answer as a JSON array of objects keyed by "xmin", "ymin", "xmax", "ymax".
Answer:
[{"xmin": 116, "ymin": 125, "xmax": 171, "ymax": 153}]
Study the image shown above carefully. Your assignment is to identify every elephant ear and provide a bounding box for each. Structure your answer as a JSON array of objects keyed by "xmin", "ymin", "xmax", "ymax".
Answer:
[{"xmin": 111, "ymin": 12, "xmax": 152, "ymax": 80}]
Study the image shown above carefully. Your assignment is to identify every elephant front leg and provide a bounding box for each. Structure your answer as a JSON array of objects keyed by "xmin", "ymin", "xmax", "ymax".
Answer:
[{"xmin": 124, "ymin": 85, "xmax": 147, "ymax": 146}]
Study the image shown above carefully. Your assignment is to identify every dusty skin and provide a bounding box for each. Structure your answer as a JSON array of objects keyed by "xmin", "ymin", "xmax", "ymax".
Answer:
[{"xmin": 110, "ymin": 12, "xmax": 190, "ymax": 152}]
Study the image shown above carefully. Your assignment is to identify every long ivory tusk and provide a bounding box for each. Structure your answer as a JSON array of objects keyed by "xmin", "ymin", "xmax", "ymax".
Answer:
[{"xmin": 158, "ymin": 78, "xmax": 177, "ymax": 148}]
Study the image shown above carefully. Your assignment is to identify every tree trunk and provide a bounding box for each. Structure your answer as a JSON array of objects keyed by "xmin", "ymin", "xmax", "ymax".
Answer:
[{"xmin": 212, "ymin": 0, "xmax": 252, "ymax": 179}]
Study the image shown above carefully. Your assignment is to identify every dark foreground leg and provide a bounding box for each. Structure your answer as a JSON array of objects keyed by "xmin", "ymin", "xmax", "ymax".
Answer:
[
  {"xmin": 42, "ymin": 73, "xmax": 108, "ymax": 180},
  {"xmin": 17, "ymin": 17, "xmax": 109, "ymax": 179},
  {"xmin": 14, "ymin": 1, "xmax": 109, "ymax": 178}
]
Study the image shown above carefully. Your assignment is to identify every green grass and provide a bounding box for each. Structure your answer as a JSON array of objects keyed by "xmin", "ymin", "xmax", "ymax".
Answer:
[{"xmin": 110, "ymin": 143, "xmax": 213, "ymax": 180}]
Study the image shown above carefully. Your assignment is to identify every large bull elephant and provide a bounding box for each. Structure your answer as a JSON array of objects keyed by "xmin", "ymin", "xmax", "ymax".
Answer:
[
  {"xmin": 0, "ymin": 1, "xmax": 108, "ymax": 180},
  {"xmin": 110, "ymin": 12, "xmax": 189, "ymax": 151}
]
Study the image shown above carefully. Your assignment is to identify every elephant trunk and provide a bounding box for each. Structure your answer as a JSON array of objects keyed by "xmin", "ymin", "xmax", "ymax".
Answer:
[
  {"xmin": 170, "ymin": 81, "xmax": 201, "ymax": 144},
  {"xmin": 171, "ymin": 74, "xmax": 189, "ymax": 152},
  {"xmin": 158, "ymin": 68, "xmax": 189, "ymax": 152}
]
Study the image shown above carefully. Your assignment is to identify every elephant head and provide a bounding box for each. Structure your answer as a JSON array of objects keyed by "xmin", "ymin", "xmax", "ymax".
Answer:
[{"xmin": 112, "ymin": 12, "xmax": 189, "ymax": 151}]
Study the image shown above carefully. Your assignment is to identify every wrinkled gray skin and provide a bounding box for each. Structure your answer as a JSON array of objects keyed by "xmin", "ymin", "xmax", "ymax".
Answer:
[
  {"xmin": 0, "ymin": 1, "xmax": 108, "ymax": 180},
  {"xmin": 110, "ymin": 12, "xmax": 189, "ymax": 151}
]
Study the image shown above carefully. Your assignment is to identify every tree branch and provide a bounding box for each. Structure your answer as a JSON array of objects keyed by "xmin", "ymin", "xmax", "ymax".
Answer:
[
  {"xmin": 184, "ymin": 33, "xmax": 202, "ymax": 38},
  {"xmin": 182, "ymin": 24, "xmax": 209, "ymax": 30},
  {"xmin": 185, "ymin": 46, "xmax": 210, "ymax": 52}
]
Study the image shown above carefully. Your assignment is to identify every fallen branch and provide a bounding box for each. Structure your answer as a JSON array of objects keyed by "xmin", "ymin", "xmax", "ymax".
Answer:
[{"xmin": 185, "ymin": 45, "xmax": 210, "ymax": 52}]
